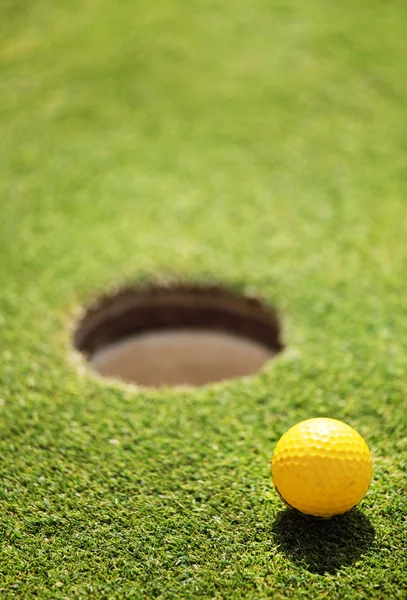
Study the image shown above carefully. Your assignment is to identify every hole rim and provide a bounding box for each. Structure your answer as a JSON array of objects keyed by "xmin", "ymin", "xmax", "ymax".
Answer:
[{"xmin": 73, "ymin": 282, "xmax": 284, "ymax": 388}]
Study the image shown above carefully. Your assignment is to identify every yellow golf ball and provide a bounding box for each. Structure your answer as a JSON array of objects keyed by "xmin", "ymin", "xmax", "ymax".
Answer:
[{"xmin": 271, "ymin": 418, "xmax": 372, "ymax": 518}]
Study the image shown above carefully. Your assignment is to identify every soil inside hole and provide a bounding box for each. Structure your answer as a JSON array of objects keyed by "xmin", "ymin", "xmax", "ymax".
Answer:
[
  {"xmin": 90, "ymin": 329, "xmax": 276, "ymax": 387},
  {"xmin": 74, "ymin": 284, "xmax": 283, "ymax": 387}
]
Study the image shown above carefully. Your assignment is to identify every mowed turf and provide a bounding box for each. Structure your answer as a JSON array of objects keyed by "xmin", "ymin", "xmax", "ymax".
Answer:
[{"xmin": 1, "ymin": 0, "xmax": 407, "ymax": 597}]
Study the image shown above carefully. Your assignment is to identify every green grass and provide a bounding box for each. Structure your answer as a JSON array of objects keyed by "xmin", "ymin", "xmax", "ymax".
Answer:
[{"xmin": 1, "ymin": 0, "xmax": 407, "ymax": 597}]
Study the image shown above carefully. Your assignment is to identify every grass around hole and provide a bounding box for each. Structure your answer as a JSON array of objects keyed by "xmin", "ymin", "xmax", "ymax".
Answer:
[{"xmin": 1, "ymin": 0, "xmax": 407, "ymax": 598}]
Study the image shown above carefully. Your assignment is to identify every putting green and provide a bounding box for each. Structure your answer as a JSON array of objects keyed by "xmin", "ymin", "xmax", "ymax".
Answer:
[{"xmin": 1, "ymin": 0, "xmax": 406, "ymax": 597}]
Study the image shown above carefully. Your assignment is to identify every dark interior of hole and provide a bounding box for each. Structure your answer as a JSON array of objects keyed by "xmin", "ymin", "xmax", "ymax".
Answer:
[{"xmin": 74, "ymin": 286, "xmax": 284, "ymax": 357}]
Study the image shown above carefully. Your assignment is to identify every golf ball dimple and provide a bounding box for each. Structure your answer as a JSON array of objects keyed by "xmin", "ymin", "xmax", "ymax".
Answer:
[{"xmin": 271, "ymin": 418, "xmax": 372, "ymax": 518}]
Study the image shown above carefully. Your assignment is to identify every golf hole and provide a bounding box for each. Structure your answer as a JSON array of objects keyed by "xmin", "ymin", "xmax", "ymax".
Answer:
[{"xmin": 74, "ymin": 284, "xmax": 283, "ymax": 387}]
